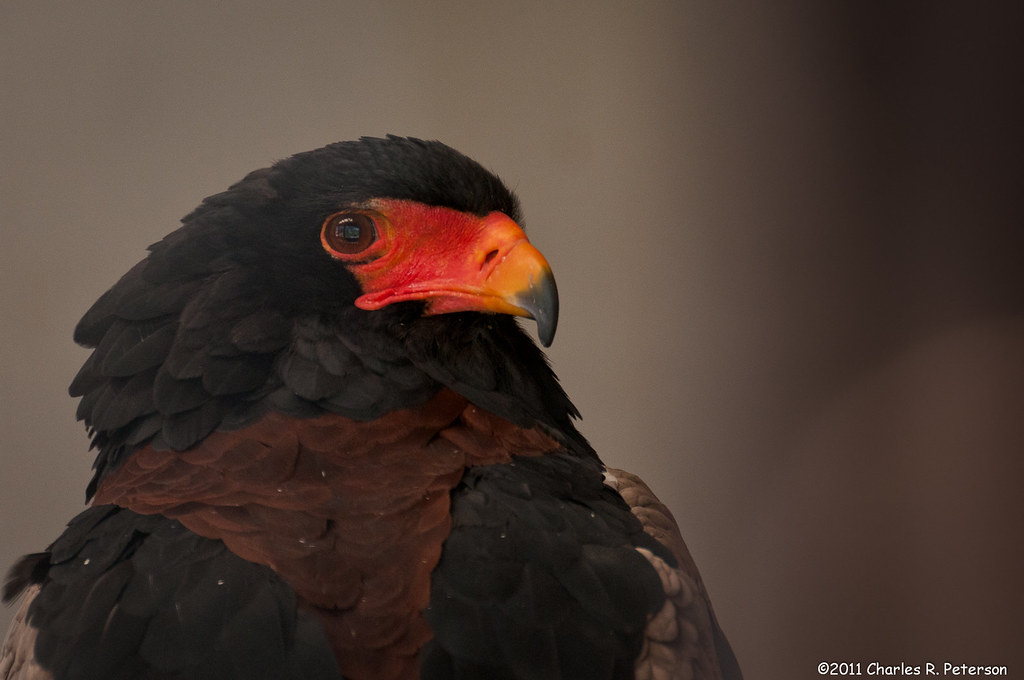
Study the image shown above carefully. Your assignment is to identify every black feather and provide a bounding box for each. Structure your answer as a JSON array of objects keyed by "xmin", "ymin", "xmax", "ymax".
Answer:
[
  {"xmin": 229, "ymin": 309, "xmax": 292, "ymax": 353},
  {"xmin": 88, "ymin": 369, "xmax": 158, "ymax": 431},
  {"xmin": 201, "ymin": 353, "xmax": 275, "ymax": 396},
  {"xmin": 152, "ymin": 369, "xmax": 209, "ymax": 414},
  {"xmin": 422, "ymin": 453, "xmax": 665, "ymax": 680},
  {"xmin": 278, "ymin": 349, "xmax": 348, "ymax": 402},
  {"xmin": 2, "ymin": 552, "xmax": 49, "ymax": 603},
  {"xmin": 94, "ymin": 319, "xmax": 174, "ymax": 377},
  {"xmin": 158, "ymin": 400, "xmax": 223, "ymax": 451},
  {"xmin": 20, "ymin": 506, "xmax": 341, "ymax": 680}
]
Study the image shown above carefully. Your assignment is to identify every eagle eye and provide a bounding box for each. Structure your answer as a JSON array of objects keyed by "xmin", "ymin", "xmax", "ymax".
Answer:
[{"xmin": 321, "ymin": 212, "xmax": 378, "ymax": 256}]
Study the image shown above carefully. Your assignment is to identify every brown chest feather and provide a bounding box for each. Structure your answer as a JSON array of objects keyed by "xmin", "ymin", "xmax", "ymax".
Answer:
[{"xmin": 93, "ymin": 389, "xmax": 561, "ymax": 680}]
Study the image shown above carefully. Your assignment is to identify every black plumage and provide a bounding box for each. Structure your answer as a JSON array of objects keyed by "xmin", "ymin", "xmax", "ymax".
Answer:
[
  {"xmin": 68, "ymin": 137, "xmax": 575, "ymax": 499},
  {"xmin": 424, "ymin": 453, "xmax": 670, "ymax": 680},
  {"xmin": 2, "ymin": 136, "xmax": 740, "ymax": 680},
  {"xmin": 9, "ymin": 507, "xmax": 340, "ymax": 680}
]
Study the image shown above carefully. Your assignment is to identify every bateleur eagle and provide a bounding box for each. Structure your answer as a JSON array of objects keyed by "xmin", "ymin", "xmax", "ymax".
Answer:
[{"xmin": 1, "ymin": 136, "xmax": 742, "ymax": 680}]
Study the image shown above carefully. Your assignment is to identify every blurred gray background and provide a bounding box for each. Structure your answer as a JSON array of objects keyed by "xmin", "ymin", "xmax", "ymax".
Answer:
[{"xmin": 3, "ymin": 2, "xmax": 1023, "ymax": 677}]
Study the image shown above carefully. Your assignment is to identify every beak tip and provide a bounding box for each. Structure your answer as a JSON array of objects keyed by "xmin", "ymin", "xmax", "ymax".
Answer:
[
  {"xmin": 537, "ymin": 320, "xmax": 556, "ymax": 347},
  {"xmin": 536, "ymin": 299, "xmax": 557, "ymax": 347},
  {"xmin": 515, "ymin": 269, "xmax": 559, "ymax": 348}
]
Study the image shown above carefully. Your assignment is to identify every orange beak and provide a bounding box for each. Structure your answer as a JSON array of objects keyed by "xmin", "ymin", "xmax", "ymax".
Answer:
[{"xmin": 347, "ymin": 202, "xmax": 559, "ymax": 346}]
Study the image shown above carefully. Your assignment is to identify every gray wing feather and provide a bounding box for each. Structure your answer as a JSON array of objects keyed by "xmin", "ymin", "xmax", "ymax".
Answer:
[
  {"xmin": 604, "ymin": 467, "xmax": 742, "ymax": 680},
  {"xmin": 1, "ymin": 586, "xmax": 51, "ymax": 680}
]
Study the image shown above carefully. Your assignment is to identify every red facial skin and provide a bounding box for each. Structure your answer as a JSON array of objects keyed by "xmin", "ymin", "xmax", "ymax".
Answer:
[{"xmin": 321, "ymin": 198, "xmax": 558, "ymax": 344}]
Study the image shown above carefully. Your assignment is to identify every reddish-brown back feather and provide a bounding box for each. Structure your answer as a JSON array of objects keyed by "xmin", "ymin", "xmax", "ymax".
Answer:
[{"xmin": 93, "ymin": 388, "xmax": 561, "ymax": 680}]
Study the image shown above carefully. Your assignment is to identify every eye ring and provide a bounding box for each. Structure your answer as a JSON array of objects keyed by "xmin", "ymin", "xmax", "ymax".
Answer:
[{"xmin": 321, "ymin": 212, "xmax": 378, "ymax": 256}]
